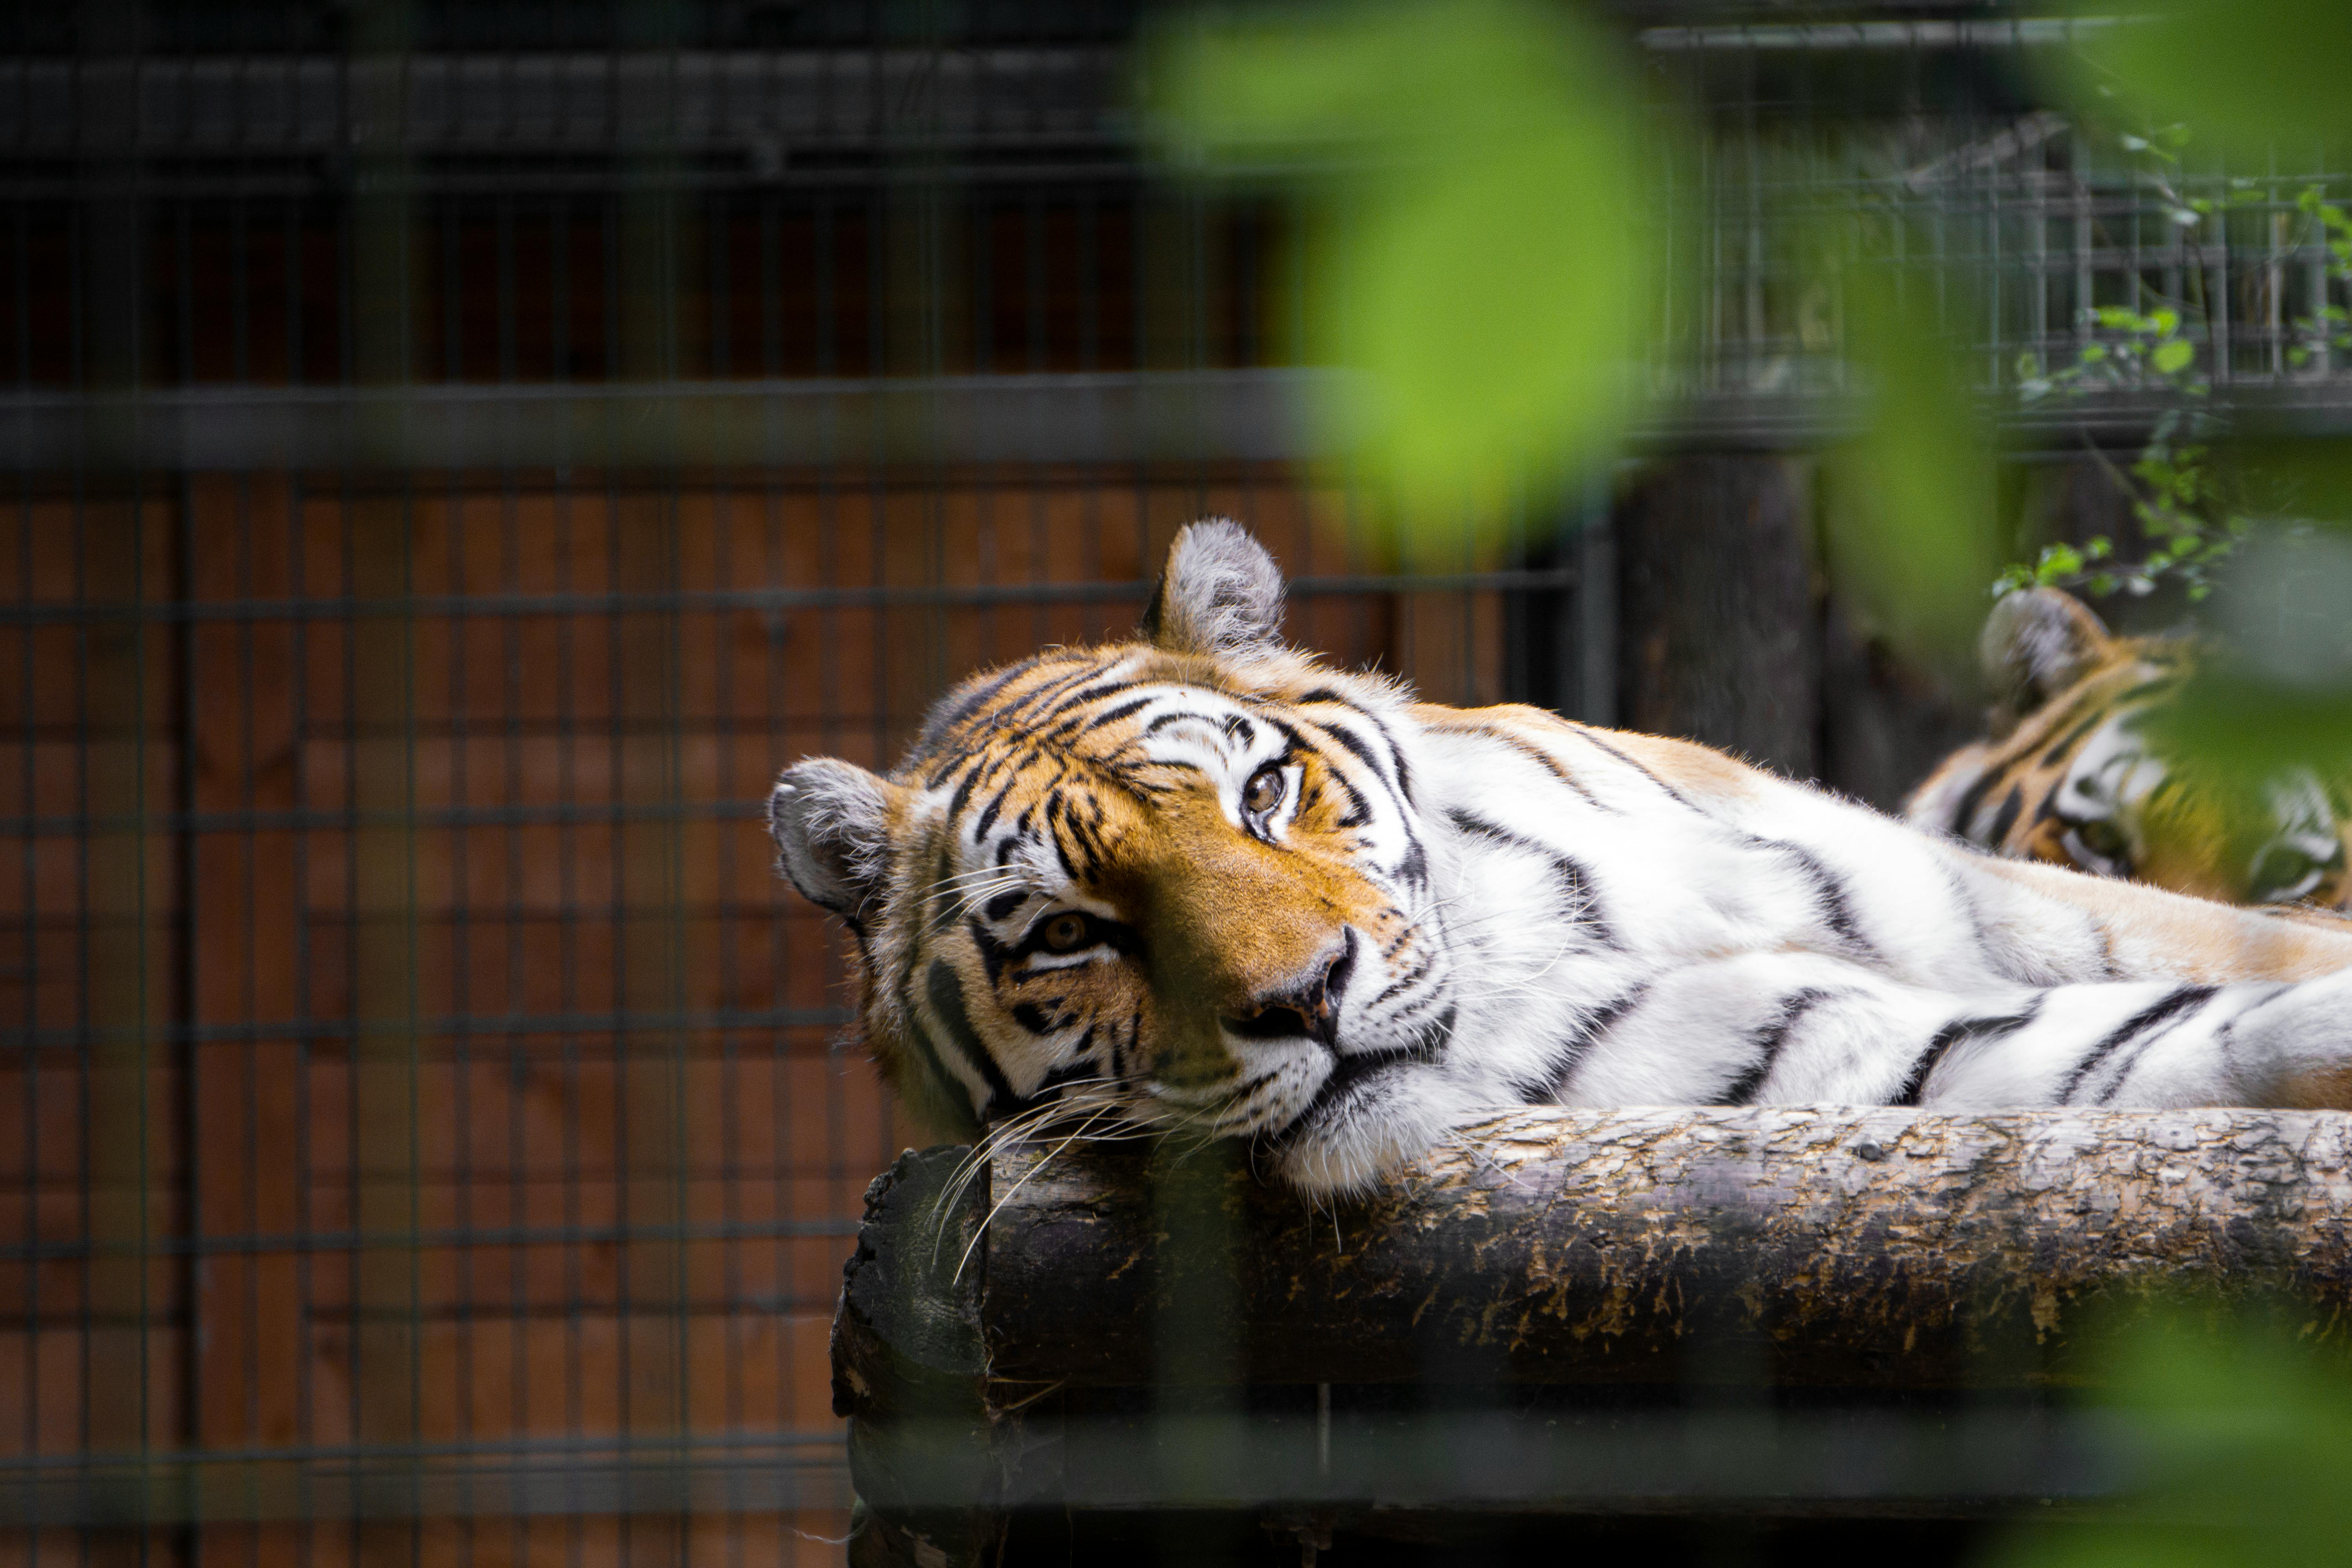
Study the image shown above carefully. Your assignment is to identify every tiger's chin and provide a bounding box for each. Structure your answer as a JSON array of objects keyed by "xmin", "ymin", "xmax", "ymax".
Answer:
[
  {"xmin": 1245, "ymin": 1060, "xmax": 1466, "ymax": 1198},
  {"xmin": 1252, "ymin": 1083, "xmax": 1454, "ymax": 1196}
]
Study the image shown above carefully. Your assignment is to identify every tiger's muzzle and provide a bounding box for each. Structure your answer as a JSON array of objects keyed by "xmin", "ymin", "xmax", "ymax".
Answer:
[{"xmin": 1221, "ymin": 927, "xmax": 1358, "ymax": 1051}]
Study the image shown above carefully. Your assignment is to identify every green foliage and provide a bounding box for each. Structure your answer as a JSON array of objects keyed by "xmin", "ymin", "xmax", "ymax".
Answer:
[
  {"xmin": 1145, "ymin": 0, "xmax": 1649, "ymax": 528},
  {"xmin": 2152, "ymin": 657, "xmax": 2352, "ymax": 788},
  {"xmin": 1828, "ymin": 261, "xmax": 2001, "ymax": 653},
  {"xmin": 1998, "ymin": 126, "xmax": 2352, "ymax": 607},
  {"xmin": 2066, "ymin": 0, "xmax": 2352, "ymax": 158},
  {"xmin": 1150, "ymin": 0, "xmax": 2003, "ymax": 648},
  {"xmin": 1993, "ymin": 1305, "xmax": 2352, "ymax": 1568},
  {"xmin": 1140, "ymin": 0, "xmax": 2351, "ymax": 664},
  {"xmin": 2145, "ymin": 519, "xmax": 2352, "ymax": 782},
  {"xmin": 2002, "ymin": 298, "xmax": 2244, "ymax": 603},
  {"xmin": 2285, "ymin": 186, "xmax": 2352, "ymax": 370}
]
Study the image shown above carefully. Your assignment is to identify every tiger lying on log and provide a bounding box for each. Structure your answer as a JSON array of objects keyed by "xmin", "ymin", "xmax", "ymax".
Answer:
[
  {"xmin": 769, "ymin": 521, "xmax": 2352, "ymax": 1194},
  {"xmin": 1907, "ymin": 585, "xmax": 2350, "ymax": 910}
]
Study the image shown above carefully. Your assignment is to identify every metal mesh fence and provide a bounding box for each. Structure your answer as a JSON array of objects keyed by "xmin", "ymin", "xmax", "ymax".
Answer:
[
  {"xmin": 1645, "ymin": 18, "xmax": 2352, "ymax": 430},
  {"xmin": 3, "ymin": 483, "xmax": 1561, "ymax": 1561},
  {"xmin": 1, "ymin": 7, "xmax": 1592, "ymax": 1565},
  {"xmin": 7, "ymin": 6, "xmax": 2352, "ymax": 1566}
]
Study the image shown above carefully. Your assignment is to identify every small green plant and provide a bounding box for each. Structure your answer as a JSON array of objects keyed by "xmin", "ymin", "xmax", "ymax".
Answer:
[
  {"xmin": 2285, "ymin": 185, "xmax": 2352, "ymax": 370},
  {"xmin": 1997, "ymin": 128, "xmax": 2352, "ymax": 606},
  {"xmin": 2004, "ymin": 305, "xmax": 2243, "ymax": 602}
]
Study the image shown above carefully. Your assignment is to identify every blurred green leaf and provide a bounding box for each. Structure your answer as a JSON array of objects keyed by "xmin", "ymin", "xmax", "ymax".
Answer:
[
  {"xmin": 1994, "ymin": 1304, "xmax": 2352, "ymax": 1568},
  {"xmin": 2142, "ymin": 521, "xmax": 2352, "ymax": 782},
  {"xmin": 1326, "ymin": 127, "xmax": 1642, "ymax": 513},
  {"xmin": 2153, "ymin": 665, "xmax": 2352, "ymax": 786},
  {"xmin": 2211, "ymin": 437, "xmax": 2352, "ymax": 519},
  {"xmin": 1826, "ymin": 264, "xmax": 1999, "ymax": 653},
  {"xmin": 1145, "ymin": 0, "xmax": 1652, "ymax": 530},
  {"xmin": 2152, "ymin": 339, "xmax": 2196, "ymax": 374},
  {"xmin": 2064, "ymin": 0, "xmax": 2352, "ymax": 156},
  {"xmin": 1151, "ymin": 0, "xmax": 1611, "ymax": 163}
]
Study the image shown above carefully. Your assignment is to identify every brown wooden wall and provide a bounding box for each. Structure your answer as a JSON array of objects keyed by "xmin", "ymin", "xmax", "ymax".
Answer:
[{"xmin": 0, "ymin": 468, "xmax": 1521, "ymax": 1568}]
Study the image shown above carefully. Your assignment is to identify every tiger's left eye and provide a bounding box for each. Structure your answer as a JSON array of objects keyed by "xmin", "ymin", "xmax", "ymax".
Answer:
[
  {"xmin": 1243, "ymin": 765, "xmax": 1285, "ymax": 816},
  {"xmin": 1041, "ymin": 913, "xmax": 1090, "ymax": 951}
]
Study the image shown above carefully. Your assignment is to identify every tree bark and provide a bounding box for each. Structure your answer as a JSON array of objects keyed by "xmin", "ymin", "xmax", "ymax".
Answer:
[
  {"xmin": 832, "ymin": 1106, "xmax": 2352, "ymax": 1561},
  {"xmin": 983, "ymin": 1105, "xmax": 2352, "ymax": 1388},
  {"xmin": 832, "ymin": 1147, "xmax": 1002, "ymax": 1568}
]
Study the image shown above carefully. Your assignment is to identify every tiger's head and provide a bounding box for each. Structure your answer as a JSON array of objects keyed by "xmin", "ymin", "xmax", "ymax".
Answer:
[
  {"xmin": 1906, "ymin": 586, "xmax": 2350, "ymax": 909},
  {"xmin": 767, "ymin": 521, "xmax": 1457, "ymax": 1193}
]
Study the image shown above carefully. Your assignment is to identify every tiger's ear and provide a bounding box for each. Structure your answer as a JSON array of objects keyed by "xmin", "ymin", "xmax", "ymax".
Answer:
[
  {"xmin": 768, "ymin": 758, "xmax": 906, "ymax": 918},
  {"xmin": 1141, "ymin": 518, "xmax": 1287, "ymax": 657},
  {"xmin": 1981, "ymin": 586, "xmax": 2113, "ymax": 719}
]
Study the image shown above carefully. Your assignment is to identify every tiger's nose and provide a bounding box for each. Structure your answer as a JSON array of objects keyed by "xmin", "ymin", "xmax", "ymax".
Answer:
[{"xmin": 1221, "ymin": 929, "xmax": 1357, "ymax": 1050}]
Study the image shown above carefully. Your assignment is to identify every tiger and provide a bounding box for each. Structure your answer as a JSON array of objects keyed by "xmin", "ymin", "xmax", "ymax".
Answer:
[
  {"xmin": 768, "ymin": 520, "xmax": 2352, "ymax": 1195},
  {"xmin": 1906, "ymin": 586, "xmax": 2350, "ymax": 910}
]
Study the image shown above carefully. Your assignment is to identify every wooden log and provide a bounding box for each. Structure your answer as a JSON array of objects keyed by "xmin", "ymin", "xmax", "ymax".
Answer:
[
  {"xmin": 831, "ymin": 1147, "xmax": 1001, "ymax": 1568},
  {"xmin": 983, "ymin": 1105, "xmax": 2352, "ymax": 1388},
  {"xmin": 832, "ymin": 1105, "xmax": 2352, "ymax": 1561}
]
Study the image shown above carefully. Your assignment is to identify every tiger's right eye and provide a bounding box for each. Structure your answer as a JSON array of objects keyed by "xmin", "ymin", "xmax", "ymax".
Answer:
[
  {"xmin": 1040, "ymin": 913, "xmax": 1090, "ymax": 952},
  {"xmin": 1243, "ymin": 765, "xmax": 1285, "ymax": 817}
]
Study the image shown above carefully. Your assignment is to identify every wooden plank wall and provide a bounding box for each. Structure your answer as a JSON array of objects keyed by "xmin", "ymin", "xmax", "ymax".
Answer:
[{"xmin": 0, "ymin": 470, "xmax": 1513, "ymax": 1568}]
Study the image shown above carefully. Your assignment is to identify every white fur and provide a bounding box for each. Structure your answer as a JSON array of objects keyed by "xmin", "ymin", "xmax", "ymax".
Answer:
[
  {"xmin": 772, "ymin": 528, "xmax": 2352, "ymax": 1196},
  {"xmin": 1263, "ymin": 712, "xmax": 2352, "ymax": 1191}
]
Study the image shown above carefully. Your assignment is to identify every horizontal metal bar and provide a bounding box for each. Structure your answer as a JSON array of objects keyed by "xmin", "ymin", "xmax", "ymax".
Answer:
[
  {"xmin": 0, "ymin": 49, "xmax": 1124, "ymax": 162},
  {"xmin": 3, "ymin": 1005, "xmax": 856, "ymax": 1052},
  {"xmin": 5, "ymin": 1430, "xmax": 847, "ymax": 1472},
  {"xmin": 0, "ymin": 797, "xmax": 773, "ymax": 840},
  {"xmin": 0, "ymin": 154, "xmax": 1147, "ymax": 198},
  {"xmin": 11, "ymin": 1300, "xmax": 846, "ymax": 1334},
  {"xmin": 1674, "ymin": 381, "xmax": 2352, "ymax": 448},
  {"xmin": 1637, "ymin": 17, "xmax": 2122, "ymax": 51},
  {"xmin": 9, "ymin": 905, "xmax": 824, "ymax": 936},
  {"xmin": 0, "ymin": 1433, "xmax": 850, "ymax": 1525},
  {"xmin": 853, "ymin": 1405, "xmax": 2132, "ymax": 1518},
  {"xmin": 0, "ymin": 15, "xmax": 2129, "ymax": 184},
  {"xmin": 16, "ymin": 370, "xmax": 2352, "ymax": 475},
  {"xmin": 0, "ymin": 563, "xmax": 1581, "ymax": 626},
  {"xmin": 0, "ymin": 370, "xmax": 1319, "ymax": 472},
  {"xmin": 1, "ymin": 1213, "xmax": 862, "ymax": 1263}
]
